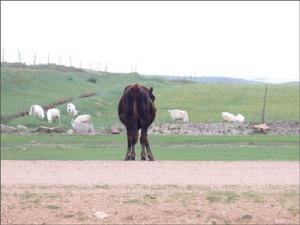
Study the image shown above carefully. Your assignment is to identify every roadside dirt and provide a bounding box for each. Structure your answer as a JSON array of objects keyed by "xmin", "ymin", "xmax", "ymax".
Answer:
[
  {"xmin": 1, "ymin": 161, "xmax": 299, "ymax": 186},
  {"xmin": 1, "ymin": 161, "xmax": 299, "ymax": 224}
]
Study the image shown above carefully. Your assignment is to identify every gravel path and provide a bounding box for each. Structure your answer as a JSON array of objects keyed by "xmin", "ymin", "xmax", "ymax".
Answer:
[{"xmin": 2, "ymin": 160, "xmax": 299, "ymax": 186}]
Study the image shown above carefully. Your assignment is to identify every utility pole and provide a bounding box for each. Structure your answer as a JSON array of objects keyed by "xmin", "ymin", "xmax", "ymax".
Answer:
[
  {"xmin": 261, "ymin": 84, "xmax": 268, "ymax": 123},
  {"xmin": 69, "ymin": 56, "xmax": 72, "ymax": 67},
  {"xmin": 33, "ymin": 53, "xmax": 36, "ymax": 65},
  {"xmin": 2, "ymin": 48, "xmax": 4, "ymax": 62},
  {"xmin": 59, "ymin": 55, "xmax": 61, "ymax": 65},
  {"xmin": 17, "ymin": 49, "xmax": 21, "ymax": 63},
  {"xmin": 48, "ymin": 53, "xmax": 50, "ymax": 64}
]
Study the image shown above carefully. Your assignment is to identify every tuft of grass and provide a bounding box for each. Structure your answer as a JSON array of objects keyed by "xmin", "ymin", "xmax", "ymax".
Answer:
[
  {"xmin": 206, "ymin": 191, "xmax": 239, "ymax": 203},
  {"xmin": 288, "ymin": 207, "xmax": 300, "ymax": 216},
  {"xmin": 64, "ymin": 214, "xmax": 74, "ymax": 218},
  {"xmin": 46, "ymin": 204, "xmax": 60, "ymax": 209},
  {"xmin": 143, "ymin": 194, "xmax": 158, "ymax": 205},
  {"xmin": 123, "ymin": 199, "xmax": 141, "ymax": 204},
  {"xmin": 278, "ymin": 191, "xmax": 299, "ymax": 205},
  {"xmin": 241, "ymin": 191, "xmax": 265, "ymax": 203},
  {"xmin": 20, "ymin": 191, "xmax": 41, "ymax": 205},
  {"xmin": 166, "ymin": 192, "xmax": 195, "ymax": 206},
  {"xmin": 87, "ymin": 77, "xmax": 97, "ymax": 83},
  {"xmin": 94, "ymin": 184, "xmax": 109, "ymax": 189}
]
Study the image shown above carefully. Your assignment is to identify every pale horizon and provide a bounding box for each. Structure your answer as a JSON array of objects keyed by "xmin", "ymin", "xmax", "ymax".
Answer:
[{"xmin": 1, "ymin": 1, "xmax": 299, "ymax": 83}]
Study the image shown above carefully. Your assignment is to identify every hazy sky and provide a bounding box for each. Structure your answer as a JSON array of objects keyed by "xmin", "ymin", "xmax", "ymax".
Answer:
[{"xmin": 1, "ymin": 1, "xmax": 299, "ymax": 83}]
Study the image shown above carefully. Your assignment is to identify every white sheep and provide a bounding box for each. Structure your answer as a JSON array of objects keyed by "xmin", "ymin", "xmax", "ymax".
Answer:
[
  {"xmin": 29, "ymin": 105, "xmax": 45, "ymax": 120},
  {"xmin": 67, "ymin": 103, "xmax": 79, "ymax": 117},
  {"xmin": 221, "ymin": 112, "xmax": 237, "ymax": 122},
  {"xmin": 235, "ymin": 114, "xmax": 245, "ymax": 123},
  {"xmin": 168, "ymin": 109, "xmax": 189, "ymax": 123},
  {"xmin": 222, "ymin": 112, "xmax": 245, "ymax": 123},
  {"xmin": 47, "ymin": 108, "xmax": 61, "ymax": 124}
]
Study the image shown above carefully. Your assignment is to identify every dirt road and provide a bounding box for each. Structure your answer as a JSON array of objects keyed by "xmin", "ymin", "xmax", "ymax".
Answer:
[
  {"xmin": 2, "ymin": 160, "xmax": 299, "ymax": 186},
  {"xmin": 1, "ymin": 160, "xmax": 299, "ymax": 224}
]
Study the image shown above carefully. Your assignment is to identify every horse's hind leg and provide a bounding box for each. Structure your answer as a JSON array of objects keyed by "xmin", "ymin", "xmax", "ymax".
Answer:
[
  {"xmin": 125, "ymin": 132, "xmax": 132, "ymax": 160},
  {"xmin": 140, "ymin": 136, "xmax": 146, "ymax": 160},
  {"xmin": 141, "ymin": 130, "xmax": 155, "ymax": 161},
  {"xmin": 125, "ymin": 131, "xmax": 138, "ymax": 160}
]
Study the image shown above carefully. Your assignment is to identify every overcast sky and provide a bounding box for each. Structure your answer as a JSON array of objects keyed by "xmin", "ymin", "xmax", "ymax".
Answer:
[{"xmin": 1, "ymin": 1, "xmax": 299, "ymax": 83}]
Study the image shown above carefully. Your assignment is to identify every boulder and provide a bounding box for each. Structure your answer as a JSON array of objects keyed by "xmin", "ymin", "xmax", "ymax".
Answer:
[
  {"xmin": 16, "ymin": 124, "xmax": 28, "ymax": 132},
  {"xmin": 34, "ymin": 126, "xmax": 65, "ymax": 133},
  {"xmin": 72, "ymin": 122, "xmax": 95, "ymax": 134},
  {"xmin": 1, "ymin": 124, "xmax": 17, "ymax": 133},
  {"xmin": 67, "ymin": 129, "xmax": 75, "ymax": 135},
  {"xmin": 110, "ymin": 126, "xmax": 121, "ymax": 134},
  {"xmin": 253, "ymin": 123, "xmax": 270, "ymax": 134}
]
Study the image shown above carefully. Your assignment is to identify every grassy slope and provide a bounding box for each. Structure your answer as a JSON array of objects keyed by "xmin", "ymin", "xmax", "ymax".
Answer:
[
  {"xmin": 1, "ymin": 67, "xmax": 299, "ymax": 130},
  {"xmin": 1, "ymin": 134, "xmax": 299, "ymax": 160}
]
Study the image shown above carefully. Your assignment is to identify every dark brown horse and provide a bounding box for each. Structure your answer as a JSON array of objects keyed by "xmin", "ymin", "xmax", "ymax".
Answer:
[{"xmin": 118, "ymin": 84, "xmax": 156, "ymax": 161}]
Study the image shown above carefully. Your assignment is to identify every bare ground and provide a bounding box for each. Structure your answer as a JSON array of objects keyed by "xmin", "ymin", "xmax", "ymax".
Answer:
[{"xmin": 1, "ymin": 161, "xmax": 299, "ymax": 224}]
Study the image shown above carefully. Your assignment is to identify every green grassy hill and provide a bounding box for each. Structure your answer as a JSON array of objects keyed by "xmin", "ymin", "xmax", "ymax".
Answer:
[{"xmin": 1, "ymin": 66, "xmax": 299, "ymax": 130}]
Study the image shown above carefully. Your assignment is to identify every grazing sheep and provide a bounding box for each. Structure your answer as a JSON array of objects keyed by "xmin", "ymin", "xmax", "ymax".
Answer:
[
  {"xmin": 221, "ymin": 112, "xmax": 237, "ymax": 122},
  {"xmin": 168, "ymin": 109, "xmax": 189, "ymax": 123},
  {"xmin": 47, "ymin": 108, "xmax": 61, "ymax": 124},
  {"xmin": 222, "ymin": 112, "xmax": 245, "ymax": 123},
  {"xmin": 67, "ymin": 103, "xmax": 79, "ymax": 117},
  {"xmin": 71, "ymin": 114, "xmax": 95, "ymax": 133},
  {"xmin": 29, "ymin": 105, "xmax": 45, "ymax": 120},
  {"xmin": 235, "ymin": 114, "xmax": 245, "ymax": 123}
]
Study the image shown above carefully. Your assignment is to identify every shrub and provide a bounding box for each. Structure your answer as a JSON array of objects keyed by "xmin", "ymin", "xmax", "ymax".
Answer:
[{"xmin": 87, "ymin": 78, "xmax": 97, "ymax": 83}]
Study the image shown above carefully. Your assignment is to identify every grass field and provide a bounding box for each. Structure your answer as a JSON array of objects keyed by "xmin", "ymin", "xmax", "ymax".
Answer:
[
  {"xmin": 1, "ymin": 134, "xmax": 299, "ymax": 161},
  {"xmin": 1, "ymin": 66, "xmax": 299, "ymax": 130}
]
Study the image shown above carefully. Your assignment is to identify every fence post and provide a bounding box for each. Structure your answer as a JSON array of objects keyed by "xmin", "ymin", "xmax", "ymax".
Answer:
[
  {"xmin": 2, "ymin": 48, "xmax": 4, "ymax": 62},
  {"xmin": 33, "ymin": 53, "xmax": 36, "ymax": 65},
  {"xmin": 17, "ymin": 49, "xmax": 21, "ymax": 63},
  {"xmin": 261, "ymin": 84, "xmax": 268, "ymax": 123}
]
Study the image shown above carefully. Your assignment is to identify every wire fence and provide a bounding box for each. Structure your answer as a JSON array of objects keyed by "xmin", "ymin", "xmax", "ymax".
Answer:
[{"xmin": 1, "ymin": 48, "xmax": 138, "ymax": 73}]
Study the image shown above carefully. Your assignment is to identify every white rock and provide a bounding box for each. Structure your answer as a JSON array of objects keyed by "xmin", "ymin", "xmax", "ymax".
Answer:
[
  {"xmin": 94, "ymin": 211, "xmax": 108, "ymax": 219},
  {"xmin": 67, "ymin": 129, "xmax": 75, "ymax": 135}
]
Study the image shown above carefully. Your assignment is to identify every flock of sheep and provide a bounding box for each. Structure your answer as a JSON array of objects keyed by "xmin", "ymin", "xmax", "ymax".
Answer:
[
  {"xmin": 29, "ymin": 103, "xmax": 245, "ymax": 129},
  {"xmin": 28, "ymin": 103, "xmax": 92, "ymax": 129},
  {"xmin": 167, "ymin": 109, "xmax": 245, "ymax": 123}
]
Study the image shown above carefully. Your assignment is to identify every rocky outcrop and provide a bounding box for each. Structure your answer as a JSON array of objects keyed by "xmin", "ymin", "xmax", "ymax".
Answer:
[
  {"xmin": 148, "ymin": 122, "xmax": 300, "ymax": 135},
  {"xmin": 112, "ymin": 122, "xmax": 299, "ymax": 135}
]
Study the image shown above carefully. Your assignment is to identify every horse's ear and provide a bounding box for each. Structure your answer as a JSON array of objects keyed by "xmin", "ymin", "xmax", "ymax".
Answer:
[
  {"xmin": 149, "ymin": 87, "xmax": 153, "ymax": 94},
  {"xmin": 123, "ymin": 85, "xmax": 130, "ymax": 93}
]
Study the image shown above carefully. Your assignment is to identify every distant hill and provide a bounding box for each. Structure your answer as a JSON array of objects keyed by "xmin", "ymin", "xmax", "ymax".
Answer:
[
  {"xmin": 1, "ymin": 63, "xmax": 299, "ymax": 129},
  {"xmin": 143, "ymin": 75, "xmax": 264, "ymax": 84},
  {"xmin": 282, "ymin": 81, "xmax": 300, "ymax": 85}
]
